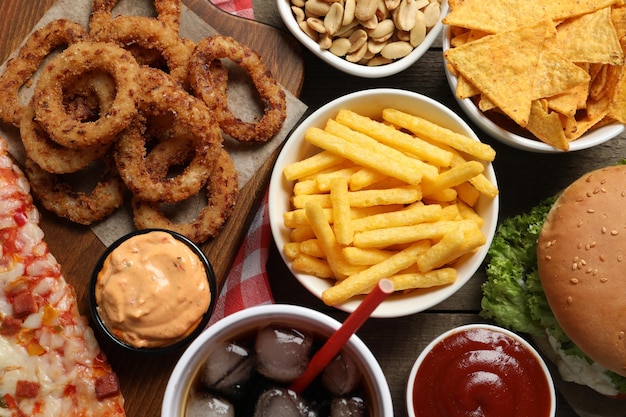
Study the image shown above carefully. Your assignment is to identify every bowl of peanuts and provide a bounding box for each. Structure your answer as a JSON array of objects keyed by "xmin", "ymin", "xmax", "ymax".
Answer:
[
  {"xmin": 277, "ymin": 0, "xmax": 448, "ymax": 78},
  {"xmin": 268, "ymin": 88, "xmax": 499, "ymax": 317}
]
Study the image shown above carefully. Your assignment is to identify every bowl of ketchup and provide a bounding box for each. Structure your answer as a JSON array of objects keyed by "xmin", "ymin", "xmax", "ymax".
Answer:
[{"xmin": 407, "ymin": 324, "xmax": 556, "ymax": 417}]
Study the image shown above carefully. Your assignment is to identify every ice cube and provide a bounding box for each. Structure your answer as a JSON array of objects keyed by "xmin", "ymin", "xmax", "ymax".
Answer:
[
  {"xmin": 255, "ymin": 325, "xmax": 313, "ymax": 383},
  {"xmin": 253, "ymin": 388, "xmax": 317, "ymax": 417},
  {"xmin": 330, "ymin": 397, "xmax": 366, "ymax": 417},
  {"xmin": 200, "ymin": 342, "xmax": 255, "ymax": 398},
  {"xmin": 186, "ymin": 392, "xmax": 235, "ymax": 417},
  {"xmin": 321, "ymin": 353, "xmax": 361, "ymax": 396}
]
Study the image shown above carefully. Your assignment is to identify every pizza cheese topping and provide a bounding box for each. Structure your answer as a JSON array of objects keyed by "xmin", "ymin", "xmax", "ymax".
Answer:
[{"xmin": 0, "ymin": 138, "xmax": 125, "ymax": 416}]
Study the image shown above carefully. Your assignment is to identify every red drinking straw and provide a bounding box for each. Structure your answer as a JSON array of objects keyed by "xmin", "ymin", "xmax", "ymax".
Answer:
[{"xmin": 289, "ymin": 278, "xmax": 395, "ymax": 394}]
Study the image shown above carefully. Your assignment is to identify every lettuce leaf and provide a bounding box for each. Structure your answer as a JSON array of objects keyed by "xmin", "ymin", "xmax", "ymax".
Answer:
[{"xmin": 480, "ymin": 196, "xmax": 556, "ymax": 336}]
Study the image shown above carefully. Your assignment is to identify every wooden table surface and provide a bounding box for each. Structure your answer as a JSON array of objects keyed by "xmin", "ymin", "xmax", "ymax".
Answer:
[{"xmin": 3, "ymin": 1, "xmax": 626, "ymax": 417}]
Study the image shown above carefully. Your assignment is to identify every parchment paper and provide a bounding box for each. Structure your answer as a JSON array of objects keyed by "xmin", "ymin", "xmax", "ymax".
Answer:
[{"xmin": 0, "ymin": 0, "xmax": 308, "ymax": 246}]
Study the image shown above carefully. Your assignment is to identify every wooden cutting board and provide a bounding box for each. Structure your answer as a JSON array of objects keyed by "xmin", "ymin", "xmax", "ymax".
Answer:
[{"xmin": 0, "ymin": 1, "xmax": 304, "ymax": 416}]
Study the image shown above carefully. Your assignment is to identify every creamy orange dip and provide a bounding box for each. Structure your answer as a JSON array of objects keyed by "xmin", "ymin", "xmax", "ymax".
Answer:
[{"xmin": 95, "ymin": 231, "xmax": 211, "ymax": 348}]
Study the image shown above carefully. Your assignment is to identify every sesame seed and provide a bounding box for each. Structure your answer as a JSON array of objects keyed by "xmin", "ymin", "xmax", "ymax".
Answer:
[
  {"xmin": 600, "ymin": 254, "xmax": 606, "ymax": 262},
  {"xmin": 601, "ymin": 277, "xmax": 608, "ymax": 283},
  {"xmin": 611, "ymin": 230, "xmax": 619, "ymax": 236},
  {"xmin": 567, "ymin": 296, "xmax": 573, "ymax": 304},
  {"xmin": 587, "ymin": 209, "xmax": 595, "ymax": 213},
  {"xmin": 545, "ymin": 255, "xmax": 552, "ymax": 261},
  {"xmin": 602, "ymin": 226, "xmax": 607, "ymax": 234},
  {"xmin": 620, "ymin": 331, "xmax": 625, "ymax": 340},
  {"xmin": 570, "ymin": 278, "xmax": 579, "ymax": 285}
]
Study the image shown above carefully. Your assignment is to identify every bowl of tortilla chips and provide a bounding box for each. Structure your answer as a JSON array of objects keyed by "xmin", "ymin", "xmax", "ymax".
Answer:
[{"xmin": 441, "ymin": 1, "xmax": 626, "ymax": 153}]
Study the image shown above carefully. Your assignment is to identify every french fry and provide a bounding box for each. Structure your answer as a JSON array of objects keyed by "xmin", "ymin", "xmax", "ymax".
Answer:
[
  {"xmin": 382, "ymin": 108, "xmax": 496, "ymax": 162},
  {"xmin": 290, "ymin": 226, "xmax": 316, "ymax": 242},
  {"xmin": 353, "ymin": 220, "xmax": 468, "ymax": 248},
  {"xmin": 351, "ymin": 203, "xmax": 443, "ymax": 232},
  {"xmin": 386, "ymin": 268, "xmax": 457, "ymax": 292},
  {"xmin": 292, "ymin": 254, "xmax": 334, "ymax": 279},
  {"xmin": 416, "ymin": 223, "xmax": 486, "ymax": 272},
  {"xmin": 321, "ymin": 241, "xmax": 430, "ymax": 305},
  {"xmin": 454, "ymin": 181, "xmax": 480, "ymax": 207},
  {"xmin": 283, "ymin": 242, "xmax": 301, "ymax": 259},
  {"xmin": 293, "ymin": 179, "xmax": 322, "ymax": 196},
  {"xmin": 330, "ymin": 177, "xmax": 353, "ymax": 246},
  {"xmin": 292, "ymin": 187, "xmax": 422, "ymax": 209},
  {"xmin": 421, "ymin": 160, "xmax": 484, "ymax": 197},
  {"xmin": 449, "ymin": 149, "xmax": 499, "ymax": 199},
  {"xmin": 334, "ymin": 109, "xmax": 455, "ymax": 167},
  {"xmin": 304, "ymin": 127, "xmax": 425, "ymax": 185},
  {"xmin": 299, "ymin": 239, "xmax": 325, "ymax": 258},
  {"xmin": 416, "ymin": 227, "xmax": 465, "ymax": 272},
  {"xmin": 349, "ymin": 167, "xmax": 388, "ymax": 191},
  {"xmin": 283, "ymin": 150, "xmax": 346, "ymax": 181},
  {"xmin": 324, "ymin": 119, "xmax": 439, "ymax": 180},
  {"xmin": 342, "ymin": 246, "xmax": 397, "ymax": 265},
  {"xmin": 305, "ymin": 201, "xmax": 362, "ymax": 278},
  {"xmin": 315, "ymin": 167, "xmax": 359, "ymax": 192}
]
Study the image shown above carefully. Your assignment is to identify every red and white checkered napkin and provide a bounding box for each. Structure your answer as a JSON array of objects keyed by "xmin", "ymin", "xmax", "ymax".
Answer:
[
  {"xmin": 209, "ymin": 191, "xmax": 274, "ymax": 325},
  {"xmin": 210, "ymin": 0, "xmax": 254, "ymax": 19}
]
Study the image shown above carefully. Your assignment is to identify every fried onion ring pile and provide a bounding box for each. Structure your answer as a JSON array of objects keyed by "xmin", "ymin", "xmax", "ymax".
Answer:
[{"xmin": 0, "ymin": 0, "xmax": 287, "ymax": 242}]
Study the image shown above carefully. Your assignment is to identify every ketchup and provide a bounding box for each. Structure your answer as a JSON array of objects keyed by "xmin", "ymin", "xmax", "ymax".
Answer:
[{"xmin": 412, "ymin": 327, "xmax": 552, "ymax": 417}]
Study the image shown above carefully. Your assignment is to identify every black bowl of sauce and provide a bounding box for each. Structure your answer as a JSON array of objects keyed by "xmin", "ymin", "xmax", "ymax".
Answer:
[{"xmin": 88, "ymin": 228, "xmax": 217, "ymax": 355}]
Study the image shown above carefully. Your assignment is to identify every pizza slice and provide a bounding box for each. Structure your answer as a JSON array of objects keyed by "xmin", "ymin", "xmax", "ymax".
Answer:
[{"xmin": 0, "ymin": 136, "xmax": 125, "ymax": 416}]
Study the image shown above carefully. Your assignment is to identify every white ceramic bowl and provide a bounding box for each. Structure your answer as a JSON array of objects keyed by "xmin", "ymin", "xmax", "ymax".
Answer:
[
  {"xmin": 277, "ymin": 0, "xmax": 449, "ymax": 78},
  {"xmin": 162, "ymin": 304, "xmax": 393, "ymax": 417},
  {"xmin": 442, "ymin": 25, "xmax": 625, "ymax": 153},
  {"xmin": 268, "ymin": 88, "xmax": 499, "ymax": 318},
  {"xmin": 406, "ymin": 324, "xmax": 556, "ymax": 417}
]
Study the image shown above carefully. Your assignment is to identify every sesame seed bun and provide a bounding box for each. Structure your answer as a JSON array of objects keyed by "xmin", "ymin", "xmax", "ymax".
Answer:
[{"xmin": 537, "ymin": 165, "xmax": 626, "ymax": 377}]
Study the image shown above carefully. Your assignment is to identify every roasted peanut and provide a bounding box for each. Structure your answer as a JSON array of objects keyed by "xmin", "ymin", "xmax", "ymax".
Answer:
[
  {"xmin": 381, "ymin": 41, "xmax": 413, "ymax": 59},
  {"xmin": 290, "ymin": 0, "xmax": 441, "ymax": 66},
  {"xmin": 324, "ymin": 2, "xmax": 344, "ymax": 35},
  {"xmin": 355, "ymin": 0, "xmax": 378, "ymax": 21}
]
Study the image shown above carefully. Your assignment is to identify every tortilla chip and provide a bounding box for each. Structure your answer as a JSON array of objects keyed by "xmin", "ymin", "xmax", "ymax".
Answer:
[
  {"xmin": 555, "ymin": 6, "xmax": 624, "ymax": 65},
  {"xmin": 544, "ymin": 0, "xmax": 620, "ymax": 21},
  {"xmin": 442, "ymin": 0, "xmax": 549, "ymax": 33},
  {"xmin": 444, "ymin": 19, "xmax": 557, "ymax": 127},
  {"xmin": 532, "ymin": 47, "xmax": 591, "ymax": 99},
  {"xmin": 547, "ymin": 84, "xmax": 589, "ymax": 117},
  {"xmin": 608, "ymin": 68, "xmax": 626, "ymax": 123},
  {"xmin": 455, "ymin": 76, "xmax": 480, "ymax": 99},
  {"xmin": 526, "ymin": 100, "xmax": 569, "ymax": 150}
]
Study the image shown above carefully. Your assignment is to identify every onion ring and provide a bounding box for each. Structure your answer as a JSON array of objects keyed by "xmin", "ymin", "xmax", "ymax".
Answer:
[
  {"xmin": 89, "ymin": 0, "xmax": 182, "ymax": 34},
  {"xmin": 0, "ymin": 19, "xmax": 88, "ymax": 127},
  {"xmin": 132, "ymin": 143, "xmax": 239, "ymax": 243},
  {"xmin": 188, "ymin": 35, "xmax": 287, "ymax": 143},
  {"xmin": 32, "ymin": 41, "xmax": 140, "ymax": 149},
  {"xmin": 91, "ymin": 15, "xmax": 192, "ymax": 86},
  {"xmin": 20, "ymin": 71, "xmax": 117, "ymax": 174},
  {"xmin": 24, "ymin": 156, "xmax": 127, "ymax": 225},
  {"xmin": 114, "ymin": 68, "xmax": 223, "ymax": 203}
]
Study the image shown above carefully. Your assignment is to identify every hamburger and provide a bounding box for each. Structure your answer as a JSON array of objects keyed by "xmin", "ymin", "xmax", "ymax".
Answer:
[{"xmin": 481, "ymin": 164, "xmax": 626, "ymax": 398}]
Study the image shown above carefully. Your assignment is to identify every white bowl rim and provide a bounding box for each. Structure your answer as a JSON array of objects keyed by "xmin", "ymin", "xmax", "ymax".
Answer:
[
  {"xmin": 268, "ymin": 88, "xmax": 499, "ymax": 318},
  {"xmin": 405, "ymin": 323, "xmax": 557, "ymax": 417},
  {"xmin": 441, "ymin": 25, "xmax": 625, "ymax": 153},
  {"xmin": 277, "ymin": 0, "xmax": 449, "ymax": 78},
  {"xmin": 162, "ymin": 304, "xmax": 394, "ymax": 417}
]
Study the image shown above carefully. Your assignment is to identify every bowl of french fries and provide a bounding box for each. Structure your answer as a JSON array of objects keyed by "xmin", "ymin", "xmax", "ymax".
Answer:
[
  {"xmin": 276, "ymin": 0, "xmax": 448, "ymax": 78},
  {"xmin": 441, "ymin": 3, "xmax": 626, "ymax": 153},
  {"xmin": 268, "ymin": 88, "xmax": 499, "ymax": 318}
]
